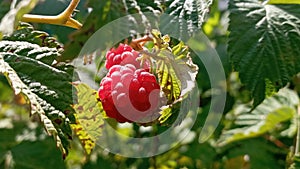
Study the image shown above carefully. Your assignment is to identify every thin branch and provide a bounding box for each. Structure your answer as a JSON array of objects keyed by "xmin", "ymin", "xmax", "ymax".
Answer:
[{"xmin": 21, "ymin": 0, "xmax": 82, "ymax": 29}]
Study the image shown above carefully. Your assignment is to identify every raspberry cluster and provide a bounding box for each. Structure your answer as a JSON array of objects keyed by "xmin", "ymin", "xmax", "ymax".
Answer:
[
  {"xmin": 105, "ymin": 43, "xmax": 149, "ymax": 70},
  {"xmin": 98, "ymin": 44, "xmax": 161, "ymax": 123}
]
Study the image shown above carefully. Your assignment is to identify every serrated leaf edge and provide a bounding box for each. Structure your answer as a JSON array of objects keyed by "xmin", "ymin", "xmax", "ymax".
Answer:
[{"xmin": 0, "ymin": 54, "xmax": 67, "ymax": 156}]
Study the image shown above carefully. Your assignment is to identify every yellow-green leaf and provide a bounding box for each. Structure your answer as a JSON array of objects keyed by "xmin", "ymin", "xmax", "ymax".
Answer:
[
  {"xmin": 73, "ymin": 83, "xmax": 104, "ymax": 154},
  {"xmin": 71, "ymin": 114, "xmax": 95, "ymax": 155}
]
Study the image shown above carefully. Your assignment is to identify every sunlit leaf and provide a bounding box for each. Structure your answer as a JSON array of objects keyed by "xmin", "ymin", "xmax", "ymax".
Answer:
[
  {"xmin": 158, "ymin": 103, "xmax": 180, "ymax": 125},
  {"xmin": 228, "ymin": 0, "xmax": 300, "ymax": 106},
  {"xmin": 218, "ymin": 88, "xmax": 299, "ymax": 146},
  {"xmin": 0, "ymin": 40, "xmax": 58, "ymax": 65},
  {"xmin": 157, "ymin": 60, "xmax": 181, "ymax": 103},
  {"xmin": 153, "ymin": 32, "xmax": 198, "ymax": 104},
  {"xmin": 73, "ymin": 83, "xmax": 104, "ymax": 150},
  {"xmin": 148, "ymin": 30, "xmax": 198, "ymax": 124},
  {"xmin": 268, "ymin": 0, "xmax": 300, "ymax": 4},
  {"xmin": 71, "ymin": 114, "xmax": 96, "ymax": 155},
  {"xmin": 289, "ymin": 155, "xmax": 300, "ymax": 169}
]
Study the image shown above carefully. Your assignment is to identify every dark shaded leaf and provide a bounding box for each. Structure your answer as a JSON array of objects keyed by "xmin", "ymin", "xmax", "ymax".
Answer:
[
  {"xmin": 61, "ymin": 0, "xmax": 162, "ymax": 62},
  {"xmin": 0, "ymin": 55, "xmax": 68, "ymax": 156},
  {"xmin": 11, "ymin": 139, "xmax": 65, "ymax": 169},
  {"xmin": 0, "ymin": 38, "xmax": 77, "ymax": 156},
  {"xmin": 228, "ymin": 0, "xmax": 300, "ymax": 106},
  {"xmin": 161, "ymin": 0, "xmax": 212, "ymax": 40},
  {"xmin": 0, "ymin": 0, "xmax": 10, "ymax": 20},
  {"xmin": 3, "ymin": 22, "xmax": 63, "ymax": 50},
  {"xmin": 3, "ymin": 52, "xmax": 74, "ymax": 113},
  {"xmin": 221, "ymin": 138, "xmax": 284, "ymax": 169}
]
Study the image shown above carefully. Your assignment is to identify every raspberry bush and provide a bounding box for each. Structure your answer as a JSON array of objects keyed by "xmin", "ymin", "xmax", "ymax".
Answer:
[{"xmin": 2, "ymin": 0, "xmax": 300, "ymax": 168}]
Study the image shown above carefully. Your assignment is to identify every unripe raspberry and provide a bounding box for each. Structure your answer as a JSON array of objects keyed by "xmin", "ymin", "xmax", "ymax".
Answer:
[
  {"xmin": 105, "ymin": 43, "xmax": 149, "ymax": 70},
  {"xmin": 98, "ymin": 64, "xmax": 161, "ymax": 123}
]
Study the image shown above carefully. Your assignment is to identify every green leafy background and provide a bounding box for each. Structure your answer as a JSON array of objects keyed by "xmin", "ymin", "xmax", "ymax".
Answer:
[{"xmin": 0, "ymin": 0, "xmax": 300, "ymax": 168}]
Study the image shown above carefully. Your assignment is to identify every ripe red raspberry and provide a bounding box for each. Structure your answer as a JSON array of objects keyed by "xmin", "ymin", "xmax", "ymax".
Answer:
[
  {"xmin": 98, "ymin": 64, "xmax": 161, "ymax": 123},
  {"xmin": 105, "ymin": 43, "xmax": 149, "ymax": 70}
]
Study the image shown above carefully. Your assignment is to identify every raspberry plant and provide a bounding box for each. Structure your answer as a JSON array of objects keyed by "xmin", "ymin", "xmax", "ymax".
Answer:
[
  {"xmin": 97, "ymin": 33, "xmax": 197, "ymax": 124},
  {"xmin": 0, "ymin": 0, "xmax": 300, "ymax": 168}
]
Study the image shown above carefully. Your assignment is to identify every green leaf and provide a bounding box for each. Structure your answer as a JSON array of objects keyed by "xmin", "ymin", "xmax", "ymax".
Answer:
[
  {"xmin": 222, "ymin": 138, "xmax": 284, "ymax": 169},
  {"xmin": 217, "ymin": 88, "xmax": 299, "ymax": 146},
  {"xmin": 158, "ymin": 103, "xmax": 181, "ymax": 125},
  {"xmin": 2, "ymin": 52, "xmax": 74, "ymax": 113},
  {"xmin": 3, "ymin": 22, "xmax": 63, "ymax": 50},
  {"xmin": 161, "ymin": 0, "xmax": 212, "ymax": 40},
  {"xmin": 157, "ymin": 59, "xmax": 182, "ymax": 102},
  {"xmin": 148, "ymin": 31, "xmax": 198, "ymax": 124},
  {"xmin": 155, "ymin": 42, "xmax": 198, "ymax": 103},
  {"xmin": 61, "ymin": 0, "xmax": 162, "ymax": 62},
  {"xmin": 123, "ymin": 0, "xmax": 162, "ymax": 31},
  {"xmin": 0, "ymin": 40, "xmax": 58, "ymax": 65},
  {"xmin": 0, "ymin": 55, "xmax": 68, "ymax": 157},
  {"xmin": 289, "ymin": 155, "xmax": 300, "ymax": 169},
  {"xmin": 0, "ymin": 0, "xmax": 38, "ymax": 38},
  {"xmin": 0, "ymin": 40, "xmax": 74, "ymax": 112},
  {"xmin": 159, "ymin": 84, "xmax": 199, "ymax": 126},
  {"xmin": 73, "ymin": 83, "xmax": 104, "ymax": 153},
  {"xmin": 11, "ymin": 139, "xmax": 65, "ymax": 169},
  {"xmin": 71, "ymin": 116, "xmax": 96, "ymax": 155},
  {"xmin": 0, "ymin": 39, "xmax": 76, "ymax": 157},
  {"xmin": 3, "ymin": 52, "xmax": 74, "ymax": 153},
  {"xmin": 0, "ymin": 0, "xmax": 10, "ymax": 21},
  {"xmin": 228, "ymin": 0, "xmax": 300, "ymax": 106}
]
